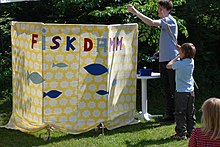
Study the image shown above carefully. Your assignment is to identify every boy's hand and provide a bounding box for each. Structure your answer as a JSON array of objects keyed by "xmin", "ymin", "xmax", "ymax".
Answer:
[
  {"xmin": 176, "ymin": 44, "xmax": 181, "ymax": 51},
  {"xmin": 127, "ymin": 4, "xmax": 137, "ymax": 15},
  {"xmin": 127, "ymin": 4, "xmax": 133, "ymax": 11}
]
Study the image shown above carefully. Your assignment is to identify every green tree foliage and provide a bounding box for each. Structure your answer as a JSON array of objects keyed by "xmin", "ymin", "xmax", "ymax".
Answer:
[
  {"xmin": 0, "ymin": 0, "xmax": 188, "ymax": 72},
  {"xmin": 0, "ymin": 0, "xmax": 219, "ymax": 99},
  {"xmin": 89, "ymin": 0, "xmax": 188, "ymax": 69},
  {"xmin": 0, "ymin": 0, "xmax": 188, "ymax": 50},
  {"xmin": 0, "ymin": 15, "xmax": 12, "ymax": 95},
  {"xmin": 176, "ymin": 0, "xmax": 220, "ymax": 90}
]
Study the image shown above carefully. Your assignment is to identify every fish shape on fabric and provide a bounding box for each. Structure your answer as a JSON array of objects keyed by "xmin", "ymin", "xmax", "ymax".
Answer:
[
  {"xmin": 43, "ymin": 90, "xmax": 62, "ymax": 99},
  {"xmin": 84, "ymin": 63, "xmax": 108, "ymax": 76},
  {"xmin": 52, "ymin": 63, "xmax": 68, "ymax": 68},
  {"xmin": 16, "ymin": 32, "xmax": 22, "ymax": 36},
  {"xmin": 96, "ymin": 90, "xmax": 109, "ymax": 95},
  {"xmin": 27, "ymin": 71, "xmax": 45, "ymax": 84},
  {"xmin": 112, "ymin": 79, "xmax": 117, "ymax": 87}
]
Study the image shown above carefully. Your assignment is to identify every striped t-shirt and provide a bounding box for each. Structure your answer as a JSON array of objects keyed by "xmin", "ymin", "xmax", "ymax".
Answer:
[{"xmin": 188, "ymin": 128, "xmax": 220, "ymax": 147}]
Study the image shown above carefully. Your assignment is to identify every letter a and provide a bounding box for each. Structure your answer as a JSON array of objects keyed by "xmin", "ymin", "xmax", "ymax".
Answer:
[{"xmin": 97, "ymin": 38, "xmax": 107, "ymax": 52}]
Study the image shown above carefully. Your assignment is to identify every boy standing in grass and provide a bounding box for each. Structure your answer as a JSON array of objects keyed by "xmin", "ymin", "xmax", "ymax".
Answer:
[
  {"xmin": 128, "ymin": 0, "xmax": 178, "ymax": 123},
  {"xmin": 166, "ymin": 43, "xmax": 196, "ymax": 140}
]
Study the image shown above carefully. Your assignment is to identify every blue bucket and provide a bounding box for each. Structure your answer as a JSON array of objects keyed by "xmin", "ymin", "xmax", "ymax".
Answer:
[{"xmin": 139, "ymin": 68, "xmax": 152, "ymax": 76}]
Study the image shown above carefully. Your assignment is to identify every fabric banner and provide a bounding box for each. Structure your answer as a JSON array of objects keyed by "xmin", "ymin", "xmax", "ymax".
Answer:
[
  {"xmin": 0, "ymin": 0, "xmax": 39, "ymax": 3},
  {"xmin": 4, "ymin": 21, "xmax": 138, "ymax": 134}
]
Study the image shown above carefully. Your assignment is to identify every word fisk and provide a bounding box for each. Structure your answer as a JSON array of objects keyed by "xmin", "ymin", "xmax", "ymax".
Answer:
[{"xmin": 31, "ymin": 34, "xmax": 123, "ymax": 52}]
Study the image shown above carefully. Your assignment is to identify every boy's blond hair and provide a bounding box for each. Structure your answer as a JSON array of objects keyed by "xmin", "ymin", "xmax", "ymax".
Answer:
[{"xmin": 201, "ymin": 98, "xmax": 220, "ymax": 139}]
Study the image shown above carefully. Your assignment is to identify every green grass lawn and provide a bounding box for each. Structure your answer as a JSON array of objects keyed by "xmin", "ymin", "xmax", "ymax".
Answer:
[
  {"xmin": 0, "ymin": 79, "xmax": 209, "ymax": 147},
  {"xmin": 0, "ymin": 121, "xmax": 192, "ymax": 147}
]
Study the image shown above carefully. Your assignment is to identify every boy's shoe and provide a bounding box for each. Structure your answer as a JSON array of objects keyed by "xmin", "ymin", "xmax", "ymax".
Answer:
[
  {"xmin": 171, "ymin": 134, "xmax": 187, "ymax": 140},
  {"xmin": 186, "ymin": 132, "xmax": 191, "ymax": 138}
]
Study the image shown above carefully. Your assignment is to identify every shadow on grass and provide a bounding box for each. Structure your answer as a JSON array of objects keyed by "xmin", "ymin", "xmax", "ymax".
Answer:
[
  {"xmin": 0, "ymin": 120, "xmax": 175, "ymax": 146},
  {"xmin": 0, "ymin": 127, "xmax": 49, "ymax": 146},
  {"xmin": 103, "ymin": 120, "xmax": 174, "ymax": 136},
  {"xmin": 125, "ymin": 137, "xmax": 174, "ymax": 147},
  {"xmin": 0, "ymin": 127, "xmax": 92, "ymax": 146}
]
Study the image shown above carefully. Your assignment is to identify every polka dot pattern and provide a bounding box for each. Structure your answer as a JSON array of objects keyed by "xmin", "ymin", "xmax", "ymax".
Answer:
[{"xmin": 9, "ymin": 22, "xmax": 138, "ymax": 133}]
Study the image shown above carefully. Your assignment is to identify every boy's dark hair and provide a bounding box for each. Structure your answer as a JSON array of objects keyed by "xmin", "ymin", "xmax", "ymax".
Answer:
[
  {"xmin": 181, "ymin": 43, "xmax": 196, "ymax": 59},
  {"xmin": 158, "ymin": 0, "xmax": 173, "ymax": 11}
]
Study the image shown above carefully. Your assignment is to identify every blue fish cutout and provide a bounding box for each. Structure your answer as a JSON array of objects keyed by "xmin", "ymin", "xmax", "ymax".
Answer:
[
  {"xmin": 112, "ymin": 79, "xmax": 117, "ymax": 87},
  {"xmin": 27, "ymin": 71, "xmax": 44, "ymax": 84},
  {"xmin": 96, "ymin": 90, "xmax": 109, "ymax": 95},
  {"xmin": 52, "ymin": 63, "xmax": 68, "ymax": 68},
  {"xmin": 16, "ymin": 32, "xmax": 22, "ymax": 36},
  {"xmin": 43, "ymin": 90, "xmax": 62, "ymax": 99},
  {"xmin": 84, "ymin": 63, "xmax": 108, "ymax": 76}
]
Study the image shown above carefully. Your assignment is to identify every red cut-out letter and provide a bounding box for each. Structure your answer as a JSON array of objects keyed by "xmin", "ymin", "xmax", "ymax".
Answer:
[
  {"xmin": 31, "ymin": 34, "xmax": 38, "ymax": 49},
  {"xmin": 84, "ymin": 38, "xmax": 93, "ymax": 52}
]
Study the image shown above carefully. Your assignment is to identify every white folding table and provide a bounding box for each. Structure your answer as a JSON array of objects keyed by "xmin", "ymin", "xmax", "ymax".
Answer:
[{"xmin": 137, "ymin": 72, "xmax": 163, "ymax": 121}]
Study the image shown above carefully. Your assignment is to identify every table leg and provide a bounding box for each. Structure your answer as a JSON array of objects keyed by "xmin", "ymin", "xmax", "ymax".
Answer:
[
  {"xmin": 141, "ymin": 79, "xmax": 147, "ymax": 114},
  {"xmin": 141, "ymin": 79, "xmax": 151, "ymax": 121},
  {"xmin": 135, "ymin": 79, "xmax": 150, "ymax": 121},
  {"xmin": 138, "ymin": 78, "xmax": 163, "ymax": 121}
]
